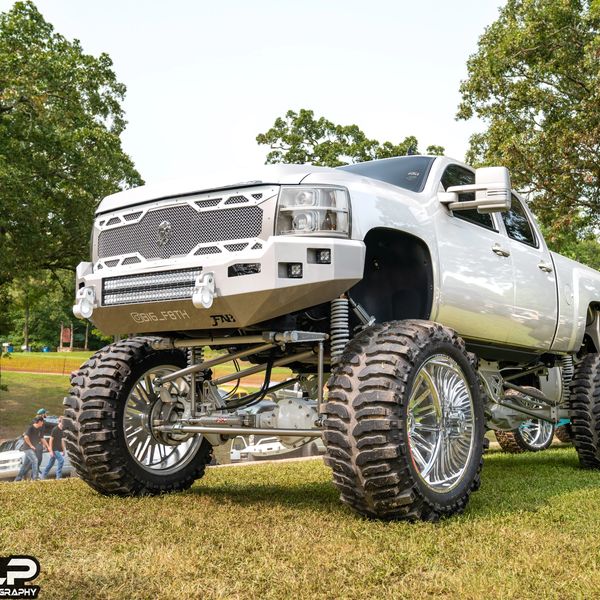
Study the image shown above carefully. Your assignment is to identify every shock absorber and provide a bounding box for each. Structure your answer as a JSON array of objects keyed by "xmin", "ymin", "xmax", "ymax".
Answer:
[
  {"xmin": 330, "ymin": 297, "xmax": 350, "ymax": 364},
  {"xmin": 560, "ymin": 355, "xmax": 575, "ymax": 402}
]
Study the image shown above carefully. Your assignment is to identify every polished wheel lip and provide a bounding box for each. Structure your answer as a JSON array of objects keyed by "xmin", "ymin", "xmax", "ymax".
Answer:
[
  {"xmin": 407, "ymin": 354, "xmax": 475, "ymax": 493},
  {"xmin": 518, "ymin": 419, "xmax": 554, "ymax": 448},
  {"xmin": 122, "ymin": 364, "xmax": 202, "ymax": 475}
]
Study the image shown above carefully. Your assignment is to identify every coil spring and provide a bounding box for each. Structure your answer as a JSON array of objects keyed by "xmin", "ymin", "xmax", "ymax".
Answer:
[
  {"xmin": 330, "ymin": 298, "xmax": 350, "ymax": 364},
  {"xmin": 560, "ymin": 355, "xmax": 575, "ymax": 402},
  {"xmin": 187, "ymin": 346, "xmax": 204, "ymax": 367}
]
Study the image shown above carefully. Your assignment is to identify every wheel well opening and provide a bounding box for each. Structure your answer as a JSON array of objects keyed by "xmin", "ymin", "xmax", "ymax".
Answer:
[
  {"xmin": 349, "ymin": 228, "xmax": 433, "ymax": 323},
  {"xmin": 584, "ymin": 303, "xmax": 600, "ymax": 353}
]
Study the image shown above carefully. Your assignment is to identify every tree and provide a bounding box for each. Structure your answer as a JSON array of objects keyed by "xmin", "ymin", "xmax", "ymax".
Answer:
[
  {"xmin": 457, "ymin": 0, "xmax": 600, "ymax": 253},
  {"xmin": 3, "ymin": 270, "xmax": 110, "ymax": 350},
  {"xmin": 256, "ymin": 108, "xmax": 444, "ymax": 167},
  {"xmin": 0, "ymin": 1, "xmax": 143, "ymax": 288}
]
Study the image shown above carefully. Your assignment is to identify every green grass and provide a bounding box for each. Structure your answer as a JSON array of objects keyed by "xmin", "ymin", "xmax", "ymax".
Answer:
[
  {"xmin": 0, "ymin": 349, "xmax": 291, "ymax": 381},
  {"xmin": 1, "ymin": 447, "xmax": 599, "ymax": 599},
  {"xmin": 0, "ymin": 371, "xmax": 70, "ymax": 439},
  {"xmin": 0, "ymin": 351, "xmax": 91, "ymax": 374},
  {"xmin": 9, "ymin": 351, "xmax": 95, "ymax": 360}
]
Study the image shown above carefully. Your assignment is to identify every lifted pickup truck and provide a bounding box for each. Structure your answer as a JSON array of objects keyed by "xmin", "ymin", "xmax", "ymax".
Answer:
[{"xmin": 66, "ymin": 155, "xmax": 600, "ymax": 521}]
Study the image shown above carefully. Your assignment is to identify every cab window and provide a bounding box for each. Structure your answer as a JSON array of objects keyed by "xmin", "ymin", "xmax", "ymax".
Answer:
[
  {"xmin": 441, "ymin": 165, "xmax": 495, "ymax": 230},
  {"xmin": 502, "ymin": 195, "xmax": 538, "ymax": 247}
]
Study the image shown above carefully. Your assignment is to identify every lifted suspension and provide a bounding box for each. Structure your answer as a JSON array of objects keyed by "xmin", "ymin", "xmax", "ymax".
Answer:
[{"xmin": 150, "ymin": 330, "xmax": 328, "ymax": 438}]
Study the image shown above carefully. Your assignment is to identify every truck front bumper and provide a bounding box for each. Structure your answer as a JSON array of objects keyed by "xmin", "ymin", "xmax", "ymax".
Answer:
[{"xmin": 74, "ymin": 236, "xmax": 365, "ymax": 335}]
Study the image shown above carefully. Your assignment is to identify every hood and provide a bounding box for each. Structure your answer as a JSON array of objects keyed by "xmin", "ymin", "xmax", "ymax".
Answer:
[{"xmin": 96, "ymin": 164, "xmax": 334, "ymax": 215}]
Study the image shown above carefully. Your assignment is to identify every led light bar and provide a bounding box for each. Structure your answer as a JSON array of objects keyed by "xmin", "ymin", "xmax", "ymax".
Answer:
[
  {"xmin": 104, "ymin": 268, "xmax": 202, "ymax": 291},
  {"xmin": 102, "ymin": 268, "xmax": 202, "ymax": 306}
]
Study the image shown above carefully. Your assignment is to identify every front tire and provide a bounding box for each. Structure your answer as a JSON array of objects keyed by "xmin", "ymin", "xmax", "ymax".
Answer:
[
  {"xmin": 63, "ymin": 337, "xmax": 212, "ymax": 496},
  {"xmin": 324, "ymin": 320, "xmax": 484, "ymax": 521}
]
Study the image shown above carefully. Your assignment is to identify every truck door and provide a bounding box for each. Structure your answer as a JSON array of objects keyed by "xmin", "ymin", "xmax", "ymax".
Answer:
[
  {"xmin": 435, "ymin": 165, "xmax": 515, "ymax": 345},
  {"xmin": 499, "ymin": 194, "xmax": 558, "ymax": 350}
]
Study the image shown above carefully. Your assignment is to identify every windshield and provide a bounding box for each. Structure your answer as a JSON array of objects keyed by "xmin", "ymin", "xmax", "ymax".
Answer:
[{"xmin": 337, "ymin": 156, "xmax": 435, "ymax": 193}]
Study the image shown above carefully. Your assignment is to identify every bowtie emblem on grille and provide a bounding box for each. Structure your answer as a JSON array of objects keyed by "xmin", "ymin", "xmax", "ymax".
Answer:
[{"xmin": 157, "ymin": 220, "xmax": 172, "ymax": 247}]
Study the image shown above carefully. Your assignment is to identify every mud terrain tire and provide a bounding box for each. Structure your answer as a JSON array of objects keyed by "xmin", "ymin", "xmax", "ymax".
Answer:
[
  {"xmin": 63, "ymin": 337, "xmax": 212, "ymax": 495},
  {"xmin": 495, "ymin": 421, "xmax": 554, "ymax": 453},
  {"xmin": 324, "ymin": 320, "xmax": 484, "ymax": 521},
  {"xmin": 495, "ymin": 388, "xmax": 555, "ymax": 453},
  {"xmin": 569, "ymin": 354, "xmax": 600, "ymax": 468},
  {"xmin": 555, "ymin": 425, "xmax": 572, "ymax": 443}
]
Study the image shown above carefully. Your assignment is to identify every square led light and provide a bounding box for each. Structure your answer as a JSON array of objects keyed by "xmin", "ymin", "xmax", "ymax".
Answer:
[
  {"xmin": 287, "ymin": 263, "xmax": 303, "ymax": 278},
  {"xmin": 316, "ymin": 249, "xmax": 331, "ymax": 264}
]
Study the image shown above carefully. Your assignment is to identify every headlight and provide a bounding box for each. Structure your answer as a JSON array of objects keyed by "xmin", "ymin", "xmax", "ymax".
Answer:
[{"xmin": 275, "ymin": 186, "xmax": 350, "ymax": 237}]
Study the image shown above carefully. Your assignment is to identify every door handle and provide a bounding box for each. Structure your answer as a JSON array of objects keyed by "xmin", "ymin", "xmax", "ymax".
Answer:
[
  {"xmin": 538, "ymin": 261, "xmax": 553, "ymax": 273},
  {"xmin": 492, "ymin": 244, "xmax": 510, "ymax": 257}
]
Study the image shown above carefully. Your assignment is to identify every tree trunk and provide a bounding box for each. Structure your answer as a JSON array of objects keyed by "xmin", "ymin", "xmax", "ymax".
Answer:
[{"xmin": 23, "ymin": 293, "xmax": 29, "ymax": 351}]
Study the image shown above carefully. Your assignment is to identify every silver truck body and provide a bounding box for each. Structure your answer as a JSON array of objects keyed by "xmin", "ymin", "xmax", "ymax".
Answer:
[
  {"xmin": 75, "ymin": 156, "xmax": 600, "ymax": 356},
  {"xmin": 67, "ymin": 154, "xmax": 600, "ymax": 522}
]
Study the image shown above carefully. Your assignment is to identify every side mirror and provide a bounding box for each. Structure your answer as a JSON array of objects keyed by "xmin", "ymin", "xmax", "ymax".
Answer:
[{"xmin": 439, "ymin": 166, "xmax": 512, "ymax": 213}]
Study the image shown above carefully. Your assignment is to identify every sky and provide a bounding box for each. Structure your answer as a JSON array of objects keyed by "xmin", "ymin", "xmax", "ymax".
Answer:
[{"xmin": 1, "ymin": 0, "xmax": 506, "ymax": 185}]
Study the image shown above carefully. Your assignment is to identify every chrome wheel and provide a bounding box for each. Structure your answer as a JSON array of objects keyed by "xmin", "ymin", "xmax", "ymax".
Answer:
[
  {"xmin": 519, "ymin": 419, "xmax": 554, "ymax": 449},
  {"xmin": 122, "ymin": 365, "xmax": 202, "ymax": 474},
  {"xmin": 407, "ymin": 355, "xmax": 475, "ymax": 493}
]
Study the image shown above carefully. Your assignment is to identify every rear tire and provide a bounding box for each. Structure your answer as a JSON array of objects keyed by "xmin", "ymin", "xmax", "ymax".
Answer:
[
  {"xmin": 63, "ymin": 337, "xmax": 213, "ymax": 496},
  {"xmin": 555, "ymin": 424, "xmax": 572, "ymax": 443},
  {"xmin": 495, "ymin": 420, "xmax": 554, "ymax": 453},
  {"xmin": 324, "ymin": 320, "xmax": 484, "ymax": 521},
  {"xmin": 569, "ymin": 354, "xmax": 600, "ymax": 468},
  {"xmin": 495, "ymin": 387, "xmax": 555, "ymax": 453}
]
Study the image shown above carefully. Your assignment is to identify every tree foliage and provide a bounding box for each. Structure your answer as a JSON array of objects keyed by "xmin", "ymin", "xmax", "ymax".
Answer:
[
  {"xmin": 3, "ymin": 270, "xmax": 109, "ymax": 350},
  {"xmin": 457, "ymin": 0, "xmax": 600, "ymax": 255},
  {"xmin": 0, "ymin": 1, "xmax": 142, "ymax": 287},
  {"xmin": 257, "ymin": 108, "xmax": 444, "ymax": 167}
]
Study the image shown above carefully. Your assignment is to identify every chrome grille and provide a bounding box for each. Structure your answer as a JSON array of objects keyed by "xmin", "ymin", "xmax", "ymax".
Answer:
[{"xmin": 98, "ymin": 205, "xmax": 263, "ymax": 260}]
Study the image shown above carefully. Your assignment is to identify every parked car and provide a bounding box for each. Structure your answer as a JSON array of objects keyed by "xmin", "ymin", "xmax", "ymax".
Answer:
[
  {"xmin": 230, "ymin": 436, "xmax": 287, "ymax": 462},
  {"xmin": 0, "ymin": 417, "xmax": 73, "ymax": 481}
]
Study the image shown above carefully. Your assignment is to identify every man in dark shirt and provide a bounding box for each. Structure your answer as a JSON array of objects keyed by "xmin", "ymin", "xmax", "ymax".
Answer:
[
  {"xmin": 34, "ymin": 408, "xmax": 48, "ymax": 466},
  {"xmin": 41, "ymin": 416, "xmax": 66, "ymax": 479},
  {"xmin": 15, "ymin": 416, "xmax": 48, "ymax": 481}
]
